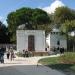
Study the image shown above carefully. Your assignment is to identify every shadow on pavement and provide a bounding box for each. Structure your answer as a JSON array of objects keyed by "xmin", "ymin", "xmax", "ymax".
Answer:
[{"xmin": 46, "ymin": 64, "xmax": 75, "ymax": 75}]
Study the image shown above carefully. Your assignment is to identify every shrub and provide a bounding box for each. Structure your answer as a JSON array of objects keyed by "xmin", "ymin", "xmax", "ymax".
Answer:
[{"xmin": 16, "ymin": 52, "xmax": 23, "ymax": 57}]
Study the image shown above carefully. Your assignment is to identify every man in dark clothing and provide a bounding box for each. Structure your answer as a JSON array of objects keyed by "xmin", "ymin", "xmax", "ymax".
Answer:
[
  {"xmin": 60, "ymin": 47, "xmax": 64, "ymax": 54},
  {"xmin": 0, "ymin": 47, "xmax": 5, "ymax": 63},
  {"xmin": 25, "ymin": 50, "xmax": 29, "ymax": 57},
  {"xmin": 7, "ymin": 50, "xmax": 10, "ymax": 59},
  {"xmin": 23, "ymin": 50, "xmax": 25, "ymax": 57}
]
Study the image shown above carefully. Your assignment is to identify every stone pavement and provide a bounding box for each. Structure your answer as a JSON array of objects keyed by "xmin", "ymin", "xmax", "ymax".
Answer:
[
  {"xmin": 0, "ymin": 54, "xmax": 61, "ymax": 66},
  {"xmin": 0, "ymin": 54, "xmax": 66, "ymax": 75}
]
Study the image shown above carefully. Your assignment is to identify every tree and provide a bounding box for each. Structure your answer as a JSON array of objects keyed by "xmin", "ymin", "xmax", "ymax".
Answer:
[
  {"xmin": 54, "ymin": 7, "xmax": 75, "ymax": 27},
  {"xmin": 0, "ymin": 21, "xmax": 9, "ymax": 43},
  {"xmin": 53, "ymin": 7, "xmax": 75, "ymax": 51},
  {"xmin": 60, "ymin": 20, "xmax": 75, "ymax": 51},
  {"xmin": 7, "ymin": 7, "xmax": 51, "ymax": 43},
  {"xmin": 32, "ymin": 8, "xmax": 51, "ymax": 29},
  {"xmin": 61, "ymin": 20, "xmax": 75, "ymax": 33}
]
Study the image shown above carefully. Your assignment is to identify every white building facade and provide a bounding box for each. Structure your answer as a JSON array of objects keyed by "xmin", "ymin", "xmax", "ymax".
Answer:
[
  {"xmin": 46, "ymin": 28, "xmax": 67, "ymax": 50},
  {"xmin": 16, "ymin": 30, "xmax": 45, "ymax": 52}
]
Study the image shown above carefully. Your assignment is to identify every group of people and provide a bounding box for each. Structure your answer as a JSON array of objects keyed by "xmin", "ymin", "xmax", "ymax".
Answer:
[
  {"xmin": 47, "ymin": 47, "xmax": 65, "ymax": 55},
  {"xmin": 0, "ymin": 46, "xmax": 15, "ymax": 64},
  {"xmin": 6, "ymin": 47, "xmax": 15, "ymax": 61},
  {"xmin": 22, "ymin": 49, "xmax": 32, "ymax": 57},
  {"xmin": 60, "ymin": 47, "xmax": 64, "ymax": 54},
  {"xmin": 53, "ymin": 47, "xmax": 65, "ymax": 54}
]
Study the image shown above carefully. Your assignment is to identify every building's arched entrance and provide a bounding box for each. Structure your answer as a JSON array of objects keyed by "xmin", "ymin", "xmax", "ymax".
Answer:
[{"xmin": 28, "ymin": 35, "xmax": 35, "ymax": 51}]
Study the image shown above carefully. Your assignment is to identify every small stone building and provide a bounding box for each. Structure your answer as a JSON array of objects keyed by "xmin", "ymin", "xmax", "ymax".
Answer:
[
  {"xmin": 16, "ymin": 30, "xmax": 45, "ymax": 52},
  {"xmin": 46, "ymin": 28, "xmax": 67, "ymax": 50}
]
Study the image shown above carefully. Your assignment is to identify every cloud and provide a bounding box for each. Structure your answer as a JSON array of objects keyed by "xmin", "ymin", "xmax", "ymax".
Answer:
[
  {"xmin": 0, "ymin": 16, "xmax": 8, "ymax": 26},
  {"xmin": 42, "ymin": 0, "xmax": 65, "ymax": 14},
  {"xmin": 42, "ymin": 6, "xmax": 51, "ymax": 14},
  {"xmin": 3, "ymin": 20, "xmax": 8, "ymax": 26},
  {"xmin": 0, "ymin": 16, "xmax": 4, "ymax": 21}
]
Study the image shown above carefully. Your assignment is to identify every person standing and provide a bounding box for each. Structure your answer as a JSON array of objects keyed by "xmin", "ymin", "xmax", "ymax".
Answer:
[
  {"xmin": 25, "ymin": 49, "xmax": 29, "ymax": 57},
  {"xmin": 10, "ymin": 47, "xmax": 14, "ymax": 61},
  {"xmin": 22, "ymin": 49, "xmax": 25, "ymax": 57},
  {"xmin": 0, "ymin": 46, "xmax": 5, "ymax": 63},
  {"xmin": 6, "ymin": 50, "xmax": 10, "ymax": 59},
  {"xmin": 60, "ymin": 47, "xmax": 64, "ymax": 54}
]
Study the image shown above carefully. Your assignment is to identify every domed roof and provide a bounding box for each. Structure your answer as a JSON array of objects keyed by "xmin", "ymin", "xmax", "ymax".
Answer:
[
  {"xmin": 52, "ymin": 28, "xmax": 60, "ymax": 32},
  {"xmin": 17, "ymin": 24, "xmax": 26, "ymax": 30},
  {"xmin": 43, "ymin": 0, "xmax": 65, "ymax": 14}
]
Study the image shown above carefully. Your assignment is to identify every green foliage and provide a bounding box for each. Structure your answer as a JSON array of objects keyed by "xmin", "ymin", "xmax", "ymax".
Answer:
[
  {"xmin": 38, "ymin": 52, "xmax": 75, "ymax": 74},
  {"xmin": 39, "ymin": 57, "xmax": 60, "ymax": 65},
  {"xmin": 7, "ymin": 8, "xmax": 50, "ymax": 30},
  {"xmin": 7, "ymin": 7, "xmax": 51, "ymax": 43},
  {"xmin": 16, "ymin": 52, "xmax": 23, "ymax": 57},
  {"xmin": 0, "ymin": 21, "xmax": 9, "ymax": 43},
  {"xmin": 39, "ymin": 52, "xmax": 75, "ymax": 65},
  {"xmin": 61, "ymin": 20, "xmax": 75, "ymax": 33},
  {"xmin": 60, "ymin": 20, "xmax": 75, "ymax": 51},
  {"xmin": 32, "ymin": 8, "xmax": 50, "ymax": 25},
  {"xmin": 54, "ymin": 7, "xmax": 75, "ymax": 26},
  {"xmin": 7, "ymin": 6, "xmax": 75, "ymax": 43},
  {"xmin": 16, "ymin": 52, "xmax": 48, "ymax": 57},
  {"xmin": 61, "ymin": 52, "xmax": 75, "ymax": 64}
]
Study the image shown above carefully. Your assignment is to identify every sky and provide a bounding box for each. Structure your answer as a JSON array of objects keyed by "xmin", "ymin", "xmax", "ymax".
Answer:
[{"xmin": 0, "ymin": 0, "xmax": 75, "ymax": 26}]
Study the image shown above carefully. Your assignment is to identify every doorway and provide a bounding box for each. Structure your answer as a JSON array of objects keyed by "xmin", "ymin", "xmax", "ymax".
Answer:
[{"xmin": 28, "ymin": 35, "xmax": 35, "ymax": 51}]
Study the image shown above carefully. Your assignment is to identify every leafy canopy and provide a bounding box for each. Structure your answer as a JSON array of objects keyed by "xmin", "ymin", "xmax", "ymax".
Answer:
[
  {"xmin": 7, "ymin": 7, "xmax": 51, "ymax": 43},
  {"xmin": 54, "ymin": 7, "xmax": 75, "ymax": 25}
]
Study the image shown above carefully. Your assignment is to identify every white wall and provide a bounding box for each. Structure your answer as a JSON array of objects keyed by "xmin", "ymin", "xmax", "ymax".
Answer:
[
  {"xmin": 16, "ymin": 30, "xmax": 45, "ymax": 52},
  {"xmin": 50, "ymin": 33, "xmax": 60, "ymax": 48},
  {"xmin": 60, "ymin": 40, "xmax": 67, "ymax": 49},
  {"xmin": 35, "ymin": 31, "xmax": 45, "ymax": 52},
  {"xmin": 46, "ymin": 32, "xmax": 67, "ymax": 50}
]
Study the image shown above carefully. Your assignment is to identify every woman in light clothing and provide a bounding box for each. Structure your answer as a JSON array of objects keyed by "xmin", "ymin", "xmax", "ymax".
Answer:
[{"xmin": 10, "ymin": 47, "xmax": 14, "ymax": 61}]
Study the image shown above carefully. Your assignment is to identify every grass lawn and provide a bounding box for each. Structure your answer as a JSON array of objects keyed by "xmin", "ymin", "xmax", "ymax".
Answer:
[{"xmin": 38, "ymin": 52, "xmax": 75, "ymax": 75}]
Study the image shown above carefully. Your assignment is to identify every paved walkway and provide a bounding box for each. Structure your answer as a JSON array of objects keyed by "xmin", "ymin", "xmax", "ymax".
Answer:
[
  {"xmin": 0, "ymin": 54, "xmax": 61, "ymax": 66},
  {"xmin": 0, "ymin": 54, "xmax": 66, "ymax": 75}
]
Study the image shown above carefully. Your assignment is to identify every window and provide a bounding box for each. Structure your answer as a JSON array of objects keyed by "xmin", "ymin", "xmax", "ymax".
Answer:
[{"xmin": 57, "ymin": 40, "xmax": 60, "ymax": 45}]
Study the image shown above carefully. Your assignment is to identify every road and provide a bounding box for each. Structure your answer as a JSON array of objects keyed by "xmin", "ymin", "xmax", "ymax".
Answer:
[
  {"xmin": 0, "ymin": 65, "xmax": 66, "ymax": 75},
  {"xmin": 0, "ymin": 55, "xmax": 65, "ymax": 75}
]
